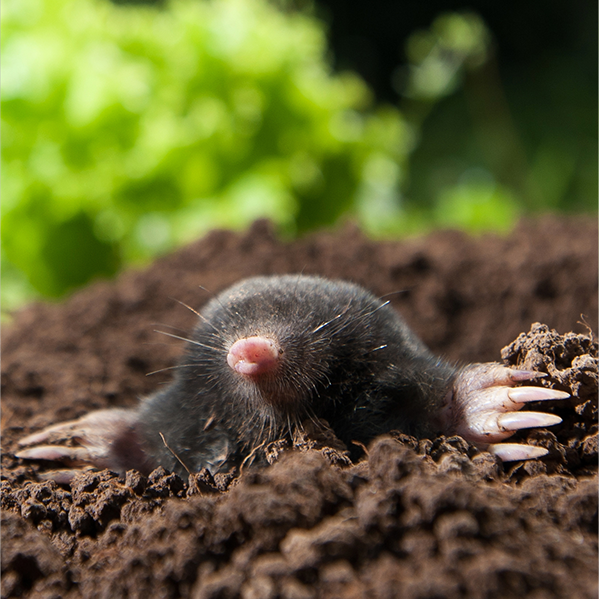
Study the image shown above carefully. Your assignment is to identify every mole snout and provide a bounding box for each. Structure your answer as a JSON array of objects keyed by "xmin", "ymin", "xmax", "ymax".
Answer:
[{"xmin": 227, "ymin": 336, "xmax": 280, "ymax": 376}]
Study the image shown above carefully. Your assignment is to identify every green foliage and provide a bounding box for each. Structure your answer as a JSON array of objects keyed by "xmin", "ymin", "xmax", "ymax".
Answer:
[
  {"xmin": 356, "ymin": 11, "xmax": 525, "ymax": 237},
  {"xmin": 400, "ymin": 12, "xmax": 597, "ymax": 225},
  {"xmin": 404, "ymin": 12, "xmax": 490, "ymax": 101},
  {"xmin": 2, "ymin": 0, "xmax": 410, "ymax": 306},
  {"xmin": 3, "ymin": 2, "xmax": 594, "ymax": 312}
]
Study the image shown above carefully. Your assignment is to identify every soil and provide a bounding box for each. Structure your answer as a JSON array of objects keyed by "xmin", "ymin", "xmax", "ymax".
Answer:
[{"xmin": 1, "ymin": 215, "xmax": 597, "ymax": 599}]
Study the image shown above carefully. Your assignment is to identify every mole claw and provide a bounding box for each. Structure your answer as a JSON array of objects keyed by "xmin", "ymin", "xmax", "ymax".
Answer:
[
  {"xmin": 508, "ymin": 387, "xmax": 570, "ymax": 403},
  {"xmin": 15, "ymin": 445, "xmax": 89, "ymax": 463},
  {"xmin": 508, "ymin": 369, "xmax": 547, "ymax": 382},
  {"xmin": 18, "ymin": 430, "xmax": 55, "ymax": 447},
  {"xmin": 38, "ymin": 469, "xmax": 86, "ymax": 484},
  {"xmin": 18, "ymin": 424, "xmax": 64, "ymax": 446},
  {"xmin": 448, "ymin": 363, "xmax": 569, "ymax": 448},
  {"xmin": 487, "ymin": 443, "xmax": 549, "ymax": 461},
  {"xmin": 496, "ymin": 411, "xmax": 562, "ymax": 431},
  {"xmin": 18, "ymin": 419, "xmax": 91, "ymax": 447}
]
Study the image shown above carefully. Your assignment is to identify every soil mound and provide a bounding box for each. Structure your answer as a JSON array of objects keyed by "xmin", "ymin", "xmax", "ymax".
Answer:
[{"xmin": 2, "ymin": 216, "xmax": 597, "ymax": 598}]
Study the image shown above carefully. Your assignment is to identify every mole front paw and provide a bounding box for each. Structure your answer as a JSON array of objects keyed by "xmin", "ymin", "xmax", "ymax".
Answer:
[
  {"xmin": 15, "ymin": 409, "xmax": 152, "ymax": 483},
  {"xmin": 442, "ymin": 363, "xmax": 568, "ymax": 461}
]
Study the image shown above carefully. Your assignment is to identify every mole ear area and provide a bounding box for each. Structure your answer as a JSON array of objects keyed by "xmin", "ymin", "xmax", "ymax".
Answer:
[
  {"xmin": 14, "ymin": 409, "xmax": 154, "ymax": 484},
  {"xmin": 445, "ymin": 363, "xmax": 569, "ymax": 462}
]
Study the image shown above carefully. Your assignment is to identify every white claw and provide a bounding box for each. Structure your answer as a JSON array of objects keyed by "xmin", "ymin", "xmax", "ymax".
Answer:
[
  {"xmin": 447, "ymin": 363, "xmax": 569, "ymax": 457},
  {"xmin": 38, "ymin": 469, "xmax": 84, "ymax": 484},
  {"xmin": 496, "ymin": 411, "xmax": 562, "ymax": 432},
  {"xmin": 14, "ymin": 445, "xmax": 92, "ymax": 463},
  {"xmin": 507, "ymin": 387, "xmax": 570, "ymax": 403},
  {"xmin": 507, "ymin": 369, "xmax": 547, "ymax": 382},
  {"xmin": 18, "ymin": 430, "xmax": 55, "ymax": 447},
  {"xmin": 487, "ymin": 443, "xmax": 549, "ymax": 462}
]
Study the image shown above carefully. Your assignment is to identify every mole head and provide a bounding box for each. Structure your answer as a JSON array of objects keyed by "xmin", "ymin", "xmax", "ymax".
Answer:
[
  {"xmin": 193, "ymin": 275, "xmax": 388, "ymax": 420},
  {"xmin": 216, "ymin": 284, "xmax": 330, "ymax": 414}
]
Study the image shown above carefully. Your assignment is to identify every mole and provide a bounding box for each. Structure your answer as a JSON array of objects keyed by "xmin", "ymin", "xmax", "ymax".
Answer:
[{"xmin": 16, "ymin": 275, "xmax": 567, "ymax": 481}]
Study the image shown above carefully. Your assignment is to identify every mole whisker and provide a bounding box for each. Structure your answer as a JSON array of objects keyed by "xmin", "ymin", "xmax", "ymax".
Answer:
[
  {"xmin": 146, "ymin": 364, "xmax": 196, "ymax": 377},
  {"xmin": 142, "ymin": 341, "xmax": 189, "ymax": 348},
  {"xmin": 154, "ymin": 330, "xmax": 219, "ymax": 351},
  {"xmin": 303, "ymin": 404, "xmax": 324, "ymax": 432},
  {"xmin": 379, "ymin": 290, "xmax": 407, "ymax": 301},
  {"xmin": 169, "ymin": 297, "xmax": 201, "ymax": 317},
  {"xmin": 312, "ymin": 303, "xmax": 352, "ymax": 334},
  {"xmin": 150, "ymin": 322, "xmax": 188, "ymax": 333},
  {"xmin": 199, "ymin": 284, "xmax": 241, "ymax": 326},
  {"xmin": 170, "ymin": 297, "xmax": 222, "ymax": 334},
  {"xmin": 358, "ymin": 300, "xmax": 390, "ymax": 320}
]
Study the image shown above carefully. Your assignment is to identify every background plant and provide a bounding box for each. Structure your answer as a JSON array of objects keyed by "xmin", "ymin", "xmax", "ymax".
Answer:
[{"xmin": 2, "ymin": 0, "xmax": 596, "ymax": 312}]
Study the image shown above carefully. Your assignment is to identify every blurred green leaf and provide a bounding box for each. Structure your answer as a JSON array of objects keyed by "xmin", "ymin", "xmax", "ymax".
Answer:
[
  {"xmin": 2, "ymin": 0, "xmax": 408, "ymax": 309},
  {"xmin": 434, "ymin": 169, "xmax": 519, "ymax": 232},
  {"xmin": 404, "ymin": 12, "xmax": 490, "ymax": 100}
]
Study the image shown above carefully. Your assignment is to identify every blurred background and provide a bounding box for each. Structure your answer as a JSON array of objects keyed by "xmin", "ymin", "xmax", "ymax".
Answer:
[{"xmin": 2, "ymin": 0, "xmax": 597, "ymax": 313}]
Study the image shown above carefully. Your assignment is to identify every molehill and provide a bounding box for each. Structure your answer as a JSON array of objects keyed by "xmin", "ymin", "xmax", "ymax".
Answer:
[{"xmin": 1, "ymin": 216, "xmax": 597, "ymax": 599}]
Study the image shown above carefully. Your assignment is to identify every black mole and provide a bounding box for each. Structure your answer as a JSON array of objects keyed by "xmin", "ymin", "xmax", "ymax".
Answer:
[{"xmin": 17, "ymin": 275, "xmax": 567, "ymax": 480}]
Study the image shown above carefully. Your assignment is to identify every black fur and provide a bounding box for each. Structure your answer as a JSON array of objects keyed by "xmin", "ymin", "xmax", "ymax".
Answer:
[{"xmin": 136, "ymin": 275, "xmax": 458, "ymax": 475}]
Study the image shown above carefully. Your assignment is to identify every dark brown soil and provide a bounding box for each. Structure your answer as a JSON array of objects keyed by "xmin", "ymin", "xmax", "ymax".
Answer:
[{"xmin": 1, "ymin": 216, "xmax": 597, "ymax": 599}]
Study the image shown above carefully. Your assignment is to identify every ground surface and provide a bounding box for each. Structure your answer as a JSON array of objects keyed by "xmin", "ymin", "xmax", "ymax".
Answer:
[{"xmin": 1, "ymin": 216, "xmax": 597, "ymax": 599}]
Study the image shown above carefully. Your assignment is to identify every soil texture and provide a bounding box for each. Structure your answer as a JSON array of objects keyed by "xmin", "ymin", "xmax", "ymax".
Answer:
[{"xmin": 1, "ymin": 216, "xmax": 597, "ymax": 599}]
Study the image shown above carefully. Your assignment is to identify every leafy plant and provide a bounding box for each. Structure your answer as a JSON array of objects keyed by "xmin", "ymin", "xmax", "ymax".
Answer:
[{"xmin": 2, "ymin": 0, "xmax": 410, "ymax": 306}]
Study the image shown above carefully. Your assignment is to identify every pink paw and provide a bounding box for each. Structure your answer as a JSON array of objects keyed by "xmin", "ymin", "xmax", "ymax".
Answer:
[
  {"xmin": 15, "ymin": 409, "xmax": 150, "ymax": 482},
  {"xmin": 440, "ymin": 363, "xmax": 568, "ymax": 461}
]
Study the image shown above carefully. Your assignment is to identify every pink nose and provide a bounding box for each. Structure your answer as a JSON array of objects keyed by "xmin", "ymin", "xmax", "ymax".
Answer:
[{"xmin": 227, "ymin": 336, "xmax": 279, "ymax": 376}]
